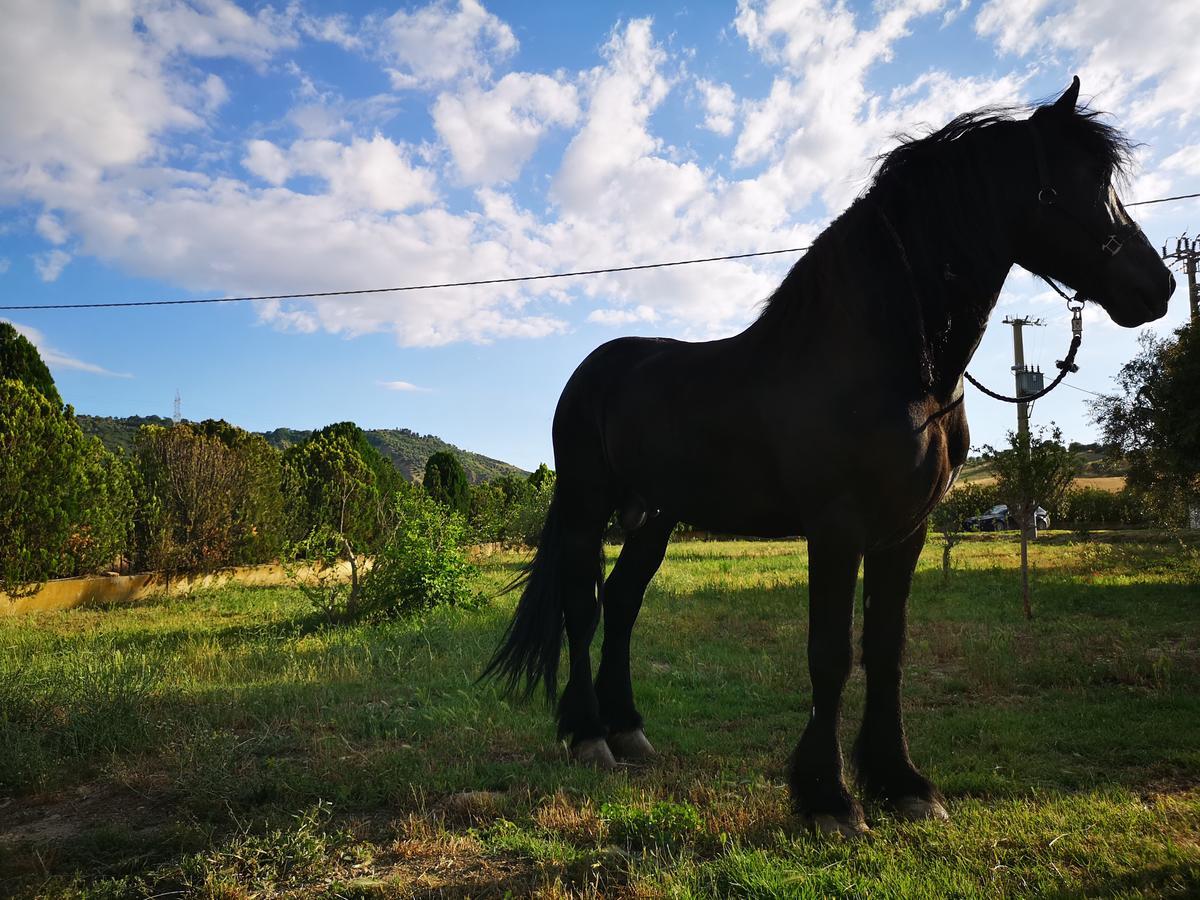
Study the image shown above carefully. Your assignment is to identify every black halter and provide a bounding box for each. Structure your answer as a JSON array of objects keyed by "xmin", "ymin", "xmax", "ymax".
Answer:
[{"xmin": 1028, "ymin": 118, "xmax": 1139, "ymax": 269}]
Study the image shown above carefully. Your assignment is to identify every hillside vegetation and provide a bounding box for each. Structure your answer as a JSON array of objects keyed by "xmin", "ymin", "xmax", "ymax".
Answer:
[
  {"xmin": 959, "ymin": 441, "xmax": 1127, "ymax": 490},
  {"xmin": 78, "ymin": 416, "xmax": 525, "ymax": 484}
]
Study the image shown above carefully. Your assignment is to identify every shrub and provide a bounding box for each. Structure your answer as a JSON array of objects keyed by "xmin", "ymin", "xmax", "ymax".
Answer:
[
  {"xmin": 931, "ymin": 480, "xmax": 997, "ymax": 577},
  {"xmin": 286, "ymin": 486, "xmax": 478, "ymax": 624},
  {"xmin": 466, "ymin": 467, "xmax": 555, "ymax": 548},
  {"xmin": 360, "ymin": 485, "xmax": 478, "ymax": 619},
  {"xmin": 281, "ymin": 525, "xmax": 367, "ymax": 623}
]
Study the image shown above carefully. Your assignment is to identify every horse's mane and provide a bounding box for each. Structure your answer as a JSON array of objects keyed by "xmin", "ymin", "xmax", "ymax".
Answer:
[{"xmin": 755, "ymin": 98, "xmax": 1136, "ymax": 387}]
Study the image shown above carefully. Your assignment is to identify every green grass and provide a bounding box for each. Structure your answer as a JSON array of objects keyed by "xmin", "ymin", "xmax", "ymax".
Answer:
[{"xmin": 1, "ymin": 534, "xmax": 1198, "ymax": 897}]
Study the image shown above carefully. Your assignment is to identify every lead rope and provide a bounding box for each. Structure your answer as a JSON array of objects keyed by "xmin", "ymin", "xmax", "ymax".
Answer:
[{"xmin": 963, "ymin": 279, "xmax": 1084, "ymax": 404}]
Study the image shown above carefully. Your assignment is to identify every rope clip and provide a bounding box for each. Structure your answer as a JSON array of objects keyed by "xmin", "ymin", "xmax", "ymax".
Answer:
[{"xmin": 1069, "ymin": 304, "xmax": 1083, "ymax": 337}]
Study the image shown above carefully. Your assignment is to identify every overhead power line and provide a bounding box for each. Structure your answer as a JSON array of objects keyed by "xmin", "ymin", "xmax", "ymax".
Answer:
[
  {"xmin": 0, "ymin": 247, "xmax": 810, "ymax": 311},
  {"xmin": 1125, "ymin": 192, "xmax": 1200, "ymax": 207},
  {"xmin": 2, "ymin": 190, "xmax": 1196, "ymax": 313}
]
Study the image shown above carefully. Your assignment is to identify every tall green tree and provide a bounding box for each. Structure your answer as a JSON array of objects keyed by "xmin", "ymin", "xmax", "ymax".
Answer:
[
  {"xmin": 283, "ymin": 429, "xmax": 387, "ymax": 551},
  {"xmin": 424, "ymin": 451, "xmax": 470, "ymax": 516},
  {"xmin": 0, "ymin": 322, "xmax": 61, "ymax": 406},
  {"xmin": 193, "ymin": 420, "xmax": 287, "ymax": 564},
  {"xmin": 133, "ymin": 423, "xmax": 251, "ymax": 573},
  {"xmin": 0, "ymin": 379, "xmax": 86, "ymax": 596},
  {"xmin": 1093, "ymin": 323, "xmax": 1200, "ymax": 526}
]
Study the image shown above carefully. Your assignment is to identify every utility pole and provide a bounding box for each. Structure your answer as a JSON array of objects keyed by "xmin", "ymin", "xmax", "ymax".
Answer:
[
  {"xmin": 1162, "ymin": 234, "xmax": 1199, "ymax": 322},
  {"xmin": 173, "ymin": 389, "xmax": 181, "ymax": 425},
  {"xmin": 1005, "ymin": 315, "xmax": 1045, "ymax": 448},
  {"xmin": 1162, "ymin": 235, "xmax": 1200, "ymax": 528},
  {"xmin": 1005, "ymin": 315, "xmax": 1045, "ymax": 619}
]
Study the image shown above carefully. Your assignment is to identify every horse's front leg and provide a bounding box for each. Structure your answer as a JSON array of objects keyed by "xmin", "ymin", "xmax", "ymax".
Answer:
[
  {"xmin": 852, "ymin": 520, "xmax": 948, "ymax": 821},
  {"xmin": 790, "ymin": 523, "xmax": 866, "ymax": 836}
]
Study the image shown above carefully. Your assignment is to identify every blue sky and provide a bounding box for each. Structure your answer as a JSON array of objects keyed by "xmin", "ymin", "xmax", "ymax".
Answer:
[{"xmin": 2, "ymin": 0, "xmax": 1197, "ymax": 471}]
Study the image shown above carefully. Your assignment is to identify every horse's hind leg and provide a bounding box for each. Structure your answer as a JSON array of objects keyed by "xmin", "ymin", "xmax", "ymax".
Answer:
[
  {"xmin": 594, "ymin": 516, "xmax": 674, "ymax": 761},
  {"xmin": 790, "ymin": 524, "xmax": 867, "ymax": 836},
  {"xmin": 852, "ymin": 521, "xmax": 948, "ymax": 821},
  {"xmin": 554, "ymin": 484, "xmax": 615, "ymax": 767}
]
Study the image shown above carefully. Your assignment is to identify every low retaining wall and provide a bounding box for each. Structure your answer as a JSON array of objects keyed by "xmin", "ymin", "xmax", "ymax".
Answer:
[
  {"xmin": 0, "ymin": 561, "xmax": 357, "ymax": 617},
  {"xmin": 1, "ymin": 545, "xmax": 523, "ymax": 617}
]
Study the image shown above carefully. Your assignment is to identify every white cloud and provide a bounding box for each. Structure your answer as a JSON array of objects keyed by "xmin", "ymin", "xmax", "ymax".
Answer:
[
  {"xmin": 696, "ymin": 79, "xmax": 737, "ymax": 136},
  {"xmin": 587, "ymin": 305, "xmax": 659, "ymax": 326},
  {"xmin": 136, "ymin": 0, "xmax": 298, "ymax": 66},
  {"xmin": 2, "ymin": 319, "xmax": 132, "ymax": 378},
  {"xmin": 729, "ymin": 0, "xmax": 1029, "ymax": 213},
  {"xmin": 379, "ymin": 380, "xmax": 431, "ymax": 392},
  {"xmin": 243, "ymin": 140, "xmax": 290, "ymax": 185},
  {"xmin": 0, "ymin": 258, "xmax": 10, "ymax": 274},
  {"xmin": 974, "ymin": 0, "xmax": 1200, "ymax": 127},
  {"xmin": 200, "ymin": 73, "xmax": 229, "ymax": 114},
  {"xmin": 434, "ymin": 72, "xmax": 579, "ymax": 184},
  {"xmin": 36, "ymin": 212, "xmax": 69, "ymax": 245},
  {"xmin": 376, "ymin": 0, "xmax": 517, "ymax": 89},
  {"xmin": 298, "ymin": 12, "xmax": 364, "ymax": 51},
  {"xmin": 0, "ymin": 1, "xmax": 199, "ymax": 176},
  {"xmin": 242, "ymin": 135, "xmax": 438, "ymax": 211},
  {"xmin": 33, "ymin": 249, "xmax": 71, "ymax": 282}
]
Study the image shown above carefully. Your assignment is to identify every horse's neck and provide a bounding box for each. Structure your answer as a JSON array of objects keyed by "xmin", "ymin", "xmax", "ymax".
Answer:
[{"xmin": 862, "ymin": 194, "xmax": 1013, "ymax": 398}]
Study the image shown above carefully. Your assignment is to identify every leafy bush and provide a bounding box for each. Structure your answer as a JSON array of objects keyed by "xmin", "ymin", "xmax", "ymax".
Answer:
[
  {"xmin": 467, "ymin": 467, "xmax": 555, "ymax": 547},
  {"xmin": 360, "ymin": 485, "xmax": 479, "ymax": 619},
  {"xmin": 286, "ymin": 486, "xmax": 478, "ymax": 624},
  {"xmin": 931, "ymin": 480, "xmax": 998, "ymax": 577},
  {"xmin": 1057, "ymin": 486, "xmax": 1143, "ymax": 529},
  {"xmin": 281, "ymin": 525, "xmax": 367, "ymax": 623}
]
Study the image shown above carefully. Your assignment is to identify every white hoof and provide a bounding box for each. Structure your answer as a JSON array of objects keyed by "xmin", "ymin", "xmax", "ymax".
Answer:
[
  {"xmin": 894, "ymin": 796, "xmax": 950, "ymax": 822},
  {"xmin": 607, "ymin": 729, "xmax": 656, "ymax": 761},
  {"xmin": 572, "ymin": 737, "xmax": 618, "ymax": 770},
  {"xmin": 806, "ymin": 813, "xmax": 870, "ymax": 838}
]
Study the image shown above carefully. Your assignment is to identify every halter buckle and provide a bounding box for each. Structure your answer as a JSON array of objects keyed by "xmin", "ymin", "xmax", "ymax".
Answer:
[
  {"xmin": 1101, "ymin": 234, "xmax": 1124, "ymax": 256},
  {"xmin": 1038, "ymin": 187, "xmax": 1057, "ymax": 205},
  {"xmin": 1070, "ymin": 305, "xmax": 1083, "ymax": 336}
]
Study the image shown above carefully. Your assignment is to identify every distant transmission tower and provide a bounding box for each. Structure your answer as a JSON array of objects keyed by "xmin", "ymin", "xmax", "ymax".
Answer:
[{"xmin": 173, "ymin": 389, "xmax": 181, "ymax": 425}]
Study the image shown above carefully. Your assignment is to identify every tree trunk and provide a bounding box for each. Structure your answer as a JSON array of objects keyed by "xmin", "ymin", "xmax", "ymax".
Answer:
[
  {"xmin": 942, "ymin": 541, "xmax": 952, "ymax": 579},
  {"xmin": 1020, "ymin": 522, "xmax": 1032, "ymax": 620}
]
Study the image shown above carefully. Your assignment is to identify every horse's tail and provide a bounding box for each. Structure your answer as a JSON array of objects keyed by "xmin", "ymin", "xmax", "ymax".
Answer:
[{"xmin": 481, "ymin": 491, "xmax": 602, "ymax": 704}]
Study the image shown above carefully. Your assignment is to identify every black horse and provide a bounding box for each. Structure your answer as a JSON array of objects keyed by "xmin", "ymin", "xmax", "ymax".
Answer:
[{"xmin": 484, "ymin": 78, "xmax": 1174, "ymax": 835}]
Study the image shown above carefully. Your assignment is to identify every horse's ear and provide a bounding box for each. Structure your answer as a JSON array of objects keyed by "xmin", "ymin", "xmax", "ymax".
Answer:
[{"xmin": 1054, "ymin": 76, "xmax": 1080, "ymax": 113}]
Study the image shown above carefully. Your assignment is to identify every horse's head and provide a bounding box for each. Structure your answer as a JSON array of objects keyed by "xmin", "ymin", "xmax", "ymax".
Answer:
[{"xmin": 1013, "ymin": 77, "xmax": 1175, "ymax": 327}]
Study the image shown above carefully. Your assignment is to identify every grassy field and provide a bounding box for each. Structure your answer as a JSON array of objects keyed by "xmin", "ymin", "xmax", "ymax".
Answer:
[
  {"xmin": 958, "ymin": 474, "xmax": 1127, "ymax": 492},
  {"xmin": 2, "ymin": 534, "xmax": 1199, "ymax": 897}
]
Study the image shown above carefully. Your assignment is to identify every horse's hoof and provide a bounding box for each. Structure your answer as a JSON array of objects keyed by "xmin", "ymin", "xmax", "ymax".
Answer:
[
  {"xmin": 805, "ymin": 813, "xmax": 870, "ymax": 839},
  {"xmin": 572, "ymin": 737, "xmax": 618, "ymax": 770},
  {"xmin": 894, "ymin": 796, "xmax": 950, "ymax": 822},
  {"xmin": 607, "ymin": 728, "xmax": 656, "ymax": 761}
]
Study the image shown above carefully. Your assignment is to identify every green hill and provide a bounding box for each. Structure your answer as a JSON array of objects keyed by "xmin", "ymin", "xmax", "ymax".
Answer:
[{"xmin": 77, "ymin": 416, "xmax": 527, "ymax": 484}]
